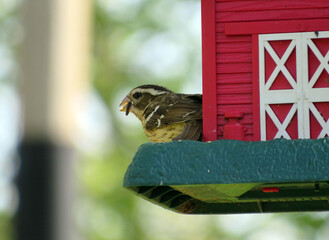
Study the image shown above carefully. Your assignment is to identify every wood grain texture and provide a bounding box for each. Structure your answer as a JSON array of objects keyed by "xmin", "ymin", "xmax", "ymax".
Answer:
[
  {"xmin": 217, "ymin": 73, "xmax": 252, "ymax": 84},
  {"xmin": 217, "ymin": 83, "xmax": 252, "ymax": 94},
  {"xmin": 216, "ymin": 33, "xmax": 251, "ymax": 43},
  {"xmin": 217, "ymin": 94, "xmax": 253, "ymax": 105},
  {"xmin": 225, "ymin": 19, "xmax": 329, "ymax": 36},
  {"xmin": 217, "ymin": 104, "xmax": 253, "ymax": 115},
  {"xmin": 216, "ymin": 53, "xmax": 251, "ymax": 63},
  {"xmin": 215, "ymin": 23, "xmax": 224, "ymax": 32},
  {"xmin": 217, "ymin": 63, "xmax": 252, "ymax": 74},
  {"xmin": 216, "ymin": 8, "xmax": 329, "ymax": 23},
  {"xmin": 252, "ymin": 34, "xmax": 260, "ymax": 141},
  {"xmin": 216, "ymin": 42, "xmax": 251, "ymax": 53}
]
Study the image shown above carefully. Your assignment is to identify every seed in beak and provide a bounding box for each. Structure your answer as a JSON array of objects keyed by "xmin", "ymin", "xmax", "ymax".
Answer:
[
  {"xmin": 125, "ymin": 102, "xmax": 132, "ymax": 116},
  {"xmin": 119, "ymin": 96, "xmax": 132, "ymax": 115}
]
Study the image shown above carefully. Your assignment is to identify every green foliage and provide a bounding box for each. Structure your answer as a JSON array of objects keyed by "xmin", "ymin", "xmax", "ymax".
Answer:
[{"xmin": 0, "ymin": 211, "xmax": 13, "ymax": 240}]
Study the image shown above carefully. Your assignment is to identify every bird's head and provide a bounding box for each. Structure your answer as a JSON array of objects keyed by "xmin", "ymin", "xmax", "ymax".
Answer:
[{"xmin": 119, "ymin": 85, "xmax": 172, "ymax": 120}]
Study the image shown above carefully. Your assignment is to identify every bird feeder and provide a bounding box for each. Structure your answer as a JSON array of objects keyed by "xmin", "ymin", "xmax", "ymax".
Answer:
[{"xmin": 123, "ymin": 0, "xmax": 329, "ymax": 214}]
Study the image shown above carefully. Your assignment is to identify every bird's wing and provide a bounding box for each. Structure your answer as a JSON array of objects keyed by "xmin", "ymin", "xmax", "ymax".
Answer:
[
  {"xmin": 173, "ymin": 119, "xmax": 202, "ymax": 141},
  {"xmin": 143, "ymin": 94, "xmax": 202, "ymax": 130}
]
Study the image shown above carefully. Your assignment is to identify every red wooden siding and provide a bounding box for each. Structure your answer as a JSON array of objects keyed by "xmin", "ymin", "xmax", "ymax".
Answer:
[{"xmin": 210, "ymin": 0, "xmax": 329, "ymax": 141}]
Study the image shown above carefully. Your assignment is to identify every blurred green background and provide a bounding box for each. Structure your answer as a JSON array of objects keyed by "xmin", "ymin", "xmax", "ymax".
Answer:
[{"xmin": 0, "ymin": 0, "xmax": 329, "ymax": 239}]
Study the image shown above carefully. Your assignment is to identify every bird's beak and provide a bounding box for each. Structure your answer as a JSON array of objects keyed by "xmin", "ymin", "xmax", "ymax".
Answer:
[{"xmin": 119, "ymin": 96, "xmax": 132, "ymax": 116}]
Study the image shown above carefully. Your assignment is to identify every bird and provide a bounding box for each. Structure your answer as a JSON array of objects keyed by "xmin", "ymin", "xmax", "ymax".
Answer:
[{"xmin": 119, "ymin": 84, "xmax": 202, "ymax": 142}]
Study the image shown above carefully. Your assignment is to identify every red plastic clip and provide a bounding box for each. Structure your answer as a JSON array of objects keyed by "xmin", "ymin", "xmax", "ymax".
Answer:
[{"xmin": 262, "ymin": 187, "xmax": 279, "ymax": 193}]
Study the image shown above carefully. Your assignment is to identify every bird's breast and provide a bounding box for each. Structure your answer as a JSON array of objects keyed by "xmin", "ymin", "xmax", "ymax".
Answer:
[{"xmin": 144, "ymin": 123, "xmax": 185, "ymax": 143}]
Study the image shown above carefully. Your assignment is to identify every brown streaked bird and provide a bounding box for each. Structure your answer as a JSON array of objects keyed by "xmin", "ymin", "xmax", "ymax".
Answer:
[{"xmin": 119, "ymin": 85, "xmax": 202, "ymax": 142}]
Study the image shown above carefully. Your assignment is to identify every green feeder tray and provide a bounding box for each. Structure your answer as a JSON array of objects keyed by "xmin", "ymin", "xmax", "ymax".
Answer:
[{"xmin": 123, "ymin": 138, "xmax": 329, "ymax": 214}]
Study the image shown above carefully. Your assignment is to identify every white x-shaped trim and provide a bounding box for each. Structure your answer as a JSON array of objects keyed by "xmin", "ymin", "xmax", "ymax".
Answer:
[
  {"xmin": 306, "ymin": 39, "xmax": 329, "ymax": 88},
  {"xmin": 264, "ymin": 40, "xmax": 297, "ymax": 90},
  {"xmin": 309, "ymin": 103, "xmax": 329, "ymax": 138},
  {"xmin": 265, "ymin": 103, "xmax": 297, "ymax": 139},
  {"xmin": 259, "ymin": 32, "xmax": 329, "ymax": 140}
]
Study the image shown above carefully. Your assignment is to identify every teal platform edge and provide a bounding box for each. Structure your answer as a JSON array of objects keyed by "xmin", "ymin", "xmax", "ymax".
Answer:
[{"xmin": 123, "ymin": 138, "xmax": 329, "ymax": 214}]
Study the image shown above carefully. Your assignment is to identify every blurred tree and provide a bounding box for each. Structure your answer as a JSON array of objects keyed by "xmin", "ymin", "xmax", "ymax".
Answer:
[
  {"xmin": 0, "ymin": 212, "xmax": 13, "ymax": 239},
  {"xmin": 0, "ymin": 0, "xmax": 21, "ymax": 239}
]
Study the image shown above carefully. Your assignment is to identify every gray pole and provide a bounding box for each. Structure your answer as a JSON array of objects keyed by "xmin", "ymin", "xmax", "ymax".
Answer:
[{"xmin": 15, "ymin": 0, "xmax": 92, "ymax": 239}]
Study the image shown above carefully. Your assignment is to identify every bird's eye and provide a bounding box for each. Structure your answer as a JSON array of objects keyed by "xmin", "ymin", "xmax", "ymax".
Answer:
[{"xmin": 133, "ymin": 92, "xmax": 142, "ymax": 99}]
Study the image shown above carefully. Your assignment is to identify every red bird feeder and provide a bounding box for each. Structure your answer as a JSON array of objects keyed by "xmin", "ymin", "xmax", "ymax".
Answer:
[{"xmin": 202, "ymin": 0, "xmax": 329, "ymax": 142}]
